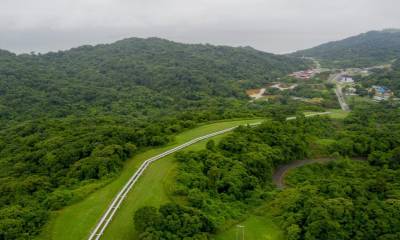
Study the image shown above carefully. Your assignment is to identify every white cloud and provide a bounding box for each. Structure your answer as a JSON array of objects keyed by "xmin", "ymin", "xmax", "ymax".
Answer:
[{"xmin": 0, "ymin": 0, "xmax": 399, "ymax": 53}]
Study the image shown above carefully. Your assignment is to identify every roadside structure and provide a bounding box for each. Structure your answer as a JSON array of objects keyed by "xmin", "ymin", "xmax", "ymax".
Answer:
[
  {"xmin": 340, "ymin": 75, "xmax": 354, "ymax": 83},
  {"xmin": 370, "ymin": 85, "xmax": 393, "ymax": 101},
  {"xmin": 289, "ymin": 69, "xmax": 318, "ymax": 80}
]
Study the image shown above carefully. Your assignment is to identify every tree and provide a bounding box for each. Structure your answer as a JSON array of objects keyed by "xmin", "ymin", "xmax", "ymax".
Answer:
[
  {"xmin": 206, "ymin": 140, "xmax": 216, "ymax": 151},
  {"xmin": 287, "ymin": 224, "xmax": 301, "ymax": 240},
  {"xmin": 134, "ymin": 206, "xmax": 160, "ymax": 233}
]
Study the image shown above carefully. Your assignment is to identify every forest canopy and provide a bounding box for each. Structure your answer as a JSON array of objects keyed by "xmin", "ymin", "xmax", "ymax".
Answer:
[
  {"xmin": 0, "ymin": 38, "xmax": 311, "ymax": 239},
  {"xmin": 134, "ymin": 104, "xmax": 400, "ymax": 240}
]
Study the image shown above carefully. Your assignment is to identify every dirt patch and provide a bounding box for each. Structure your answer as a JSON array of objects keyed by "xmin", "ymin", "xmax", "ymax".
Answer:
[
  {"xmin": 246, "ymin": 88, "xmax": 262, "ymax": 96},
  {"xmin": 246, "ymin": 88, "xmax": 266, "ymax": 100}
]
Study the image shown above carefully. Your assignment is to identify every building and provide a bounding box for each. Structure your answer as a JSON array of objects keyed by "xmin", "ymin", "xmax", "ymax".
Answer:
[
  {"xmin": 372, "ymin": 85, "xmax": 386, "ymax": 94},
  {"xmin": 340, "ymin": 75, "xmax": 354, "ymax": 83},
  {"xmin": 289, "ymin": 69, "xmax": 317, "ymax": 80},
  {"xmin": 370, "ymin": 85, "xmax": 393, "ymax": 101}
]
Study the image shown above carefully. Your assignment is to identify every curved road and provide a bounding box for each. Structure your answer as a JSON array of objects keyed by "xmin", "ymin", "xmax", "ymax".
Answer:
[
  {"xmin": 273, "ymin": 158, "xmax": 365, "ymax": 188},
  {"xmin": 88, "ymin": 112, "xmax": 331, "ymax": 240},
  {"xmin": 272, "ymin": 158, "xmax": 336, "ymax": 189}
]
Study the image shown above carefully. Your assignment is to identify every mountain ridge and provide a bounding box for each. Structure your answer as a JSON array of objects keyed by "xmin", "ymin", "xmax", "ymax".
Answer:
[
  {"xmin": 291, "ymin": 29, "xmax": 400, "ymax": 68},
  {"xmin": 0, "ymin": 36, "xmax": 310, "ymax": 125}
]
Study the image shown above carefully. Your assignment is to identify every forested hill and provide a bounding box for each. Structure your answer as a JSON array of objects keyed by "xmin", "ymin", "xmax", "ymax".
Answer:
[
  {"xmin": 0, "ymin": 37, "xmax": 309, "ymax": 125},
  {"xmin": 291, "ymin": 29, "xmax": 400, "ymax": 68},
  {"xmin": 0, "ymin": 38, "xmax": 312, "ymax": 239}
]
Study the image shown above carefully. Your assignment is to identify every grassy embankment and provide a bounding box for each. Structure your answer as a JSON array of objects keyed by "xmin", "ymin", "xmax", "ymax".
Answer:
[
  {"xmin": 102, "ymin": 133, "xmax": 230, "ymax": 239},
  {"xmin": 37, "ymin": 118, "xmax": 265, "ymax": 240},
  {"xmin": 212, "ymin": 215, "xmax": 284, "ymax": 240},
  {"xmin": 304, "ymin": 109, "xmax": 349, "ymax": 119},
  {"xmin": 346, "ymin": 95, "xmax": 375, "ymax": 107}
]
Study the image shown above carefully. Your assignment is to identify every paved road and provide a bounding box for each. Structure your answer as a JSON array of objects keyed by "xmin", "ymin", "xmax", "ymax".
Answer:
[
  {"xmin": 273, "ymin": 158, "xmax": 336, "ymax": 189},
  {"xmin": 88, "ymin": 113, "xmax": 331, "ymax": 240},
  {"xmin": 335, "ymin": 84, "xmax": 350, "ymax": 111},
  {"xmin": 329, "ymin": 73, "xmax": 350, "ymax": 111},
  {"xmin": 273, "ymin": 157, "xmax": 365, "ymax": 188}
]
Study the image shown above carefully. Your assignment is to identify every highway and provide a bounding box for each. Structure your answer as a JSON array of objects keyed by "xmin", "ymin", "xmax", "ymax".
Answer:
[
  {"xmin": 88, "ymin": 113, "xmax": 331, "ymax": 240},
  {"xmin": 329, "ymin": 73, "xmax": 350, "ymax": 111},
  {"xmin": 335, "ymin": 84, "xmax": 350, "ymax": 111}
]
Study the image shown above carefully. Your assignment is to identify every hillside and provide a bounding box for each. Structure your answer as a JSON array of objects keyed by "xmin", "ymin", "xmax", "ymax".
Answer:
[
  {"xmin": 0, "ymin": 37, "xmax": 309, "ymax": 125},
  {"xmin": 292, "ymin": 29, "xmax": 400, "ymax": 68},
  {"xmin": 0, "ymin": 38, "xmax": 312, "ymax": 239}
]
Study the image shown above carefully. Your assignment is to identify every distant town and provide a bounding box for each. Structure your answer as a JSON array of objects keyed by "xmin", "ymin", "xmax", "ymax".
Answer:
[{"xmin": 246, "ymin": 64, "xmax": 397, "ymax": 107}]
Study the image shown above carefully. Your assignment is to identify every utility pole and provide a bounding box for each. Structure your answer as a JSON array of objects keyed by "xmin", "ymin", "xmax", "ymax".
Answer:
[{"xmin": 236, "ymin": 225, "xmax": 245, "ymax": 240}]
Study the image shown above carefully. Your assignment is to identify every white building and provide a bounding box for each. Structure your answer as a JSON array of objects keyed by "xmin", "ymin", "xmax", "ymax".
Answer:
[{"xmin": 340, "ymin": 76, "xmax": 354, "ymax": 83}]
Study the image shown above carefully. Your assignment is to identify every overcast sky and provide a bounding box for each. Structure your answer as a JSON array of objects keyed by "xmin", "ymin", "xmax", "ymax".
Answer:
[{"xmin": 1, "ymin": 0, "xmax": 399, "ymax": 54}]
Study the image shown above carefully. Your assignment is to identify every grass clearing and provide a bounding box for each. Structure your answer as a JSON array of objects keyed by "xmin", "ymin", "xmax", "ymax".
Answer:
[
  {"xmin": 212, "ymin": 214, "xmax": 284, "ymax": 240},
  {"xmin": 326, "ymin": 109, "xmax": 349, "ymax": 119},
  {"xmin": 101, "ymin": 133, "xmax": 228, "ymax": 239},
  {"xmin": 303, "ymin": 109, "xmax": 348, "ymax": 120},
  {"xmin": 346, "ymin": 95, "xmax": 375, "ymax": 106},
  {"xmin": 37, "ymin": 118, "xmax": 264, "ymax": 240}
]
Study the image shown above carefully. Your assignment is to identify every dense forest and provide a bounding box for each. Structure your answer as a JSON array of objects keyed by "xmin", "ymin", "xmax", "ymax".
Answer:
[
  {"xmin": 133, "ymin": 115, "xmax": 334, "ymax": 239},
  {"xmin": 269, "ymin": 104, "xmax": 400, "ymax": 240},
  {"xmin": 0, "ymin": 38, "xmax": 313, "ymax": 239},
  {"xmin": 134, "ymin": 102, "xmax": 400, "ymax": 239},
  {"xmin": 292, "ymin": 29, "xmax": 400, "ymax": 68},
  {"xmin": 0, "ymin": 37, "xmax": 310, "ymax": 125},
  {"xmin": 272, "ymin": 159, "xmax": 400, "ymax": 240}
]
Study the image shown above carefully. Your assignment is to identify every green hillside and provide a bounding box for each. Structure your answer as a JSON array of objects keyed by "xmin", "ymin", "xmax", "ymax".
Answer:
[
  {"xmin": 0, "ymin": 37, "xmax": 310, "ymax": 125},
  {"xmin": 0, "ymin": 38, "xmax": 311, "ymax": 240},
  {"xmin": 292, "ymin": 29, "xmax": 400, "ymax": 68}
]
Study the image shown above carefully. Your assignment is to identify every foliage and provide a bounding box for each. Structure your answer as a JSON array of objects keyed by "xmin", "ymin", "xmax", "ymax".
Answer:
[
  {"xmin": 0, "ymin": 37, "xmax": 309, "ymax": 126},
  {"xmin": 134, "ymin": 116, "xmax": 335, "ymax": 238},
  {"xmin": 0, "ymin": 38, "xmax": 311, "ymax": 239},
  {"xmin": 292, "ymin": 29, "xmax": 400, "ymax": 68},
  {"xmin": 135, "ymin": 103, "xmax": 400, "ymax": 239},
  {"xmin": 357, "ymin": 59, "xmax": 400, "ymax": 96},
  {"xmin": 328, "ymin": 104, "xmax": 400, "ymax": 161},
  {"xmin": 270, "ymin": 160, "xmax": 400, "ymax": 240},
  {"xmin": 264, "ymin": 104, "xmax": 400, "ymax": 240},
  {"xmin": 284, "ymin": 83, "xmax": 339, "ymax": 109},
  {"xmin": 134, "ymin": 204, "xmax": 215, "ymax": 240}
]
